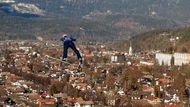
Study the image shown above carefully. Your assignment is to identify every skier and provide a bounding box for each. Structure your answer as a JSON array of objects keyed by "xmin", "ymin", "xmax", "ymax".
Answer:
[{"xmin": 60, "ymin": 34, "xmax": 83, "ymax": 66}]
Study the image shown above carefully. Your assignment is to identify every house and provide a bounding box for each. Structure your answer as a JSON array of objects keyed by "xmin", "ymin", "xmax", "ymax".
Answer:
[
  {"xmin": 65, "ymin": 97, "xmax": 76, "ymax": 105},
  {"xmin": 4, "ymin": 98, "xmax": 16, "ymax": 106},
  {"xmin": 106, "ymin": 95, "xmax": 116, "ymax": 106},
  {"xmin": 117, "ymin": 90, "xmax": 125, "ymax": 96},
  {"xmin": 19, "ymin": 46, "xmax": 32, "ymax": 52},
  {"xmin": 142, "ymin": 85, "xmax": 154, "ymax": 93},
  {"xmin": 38, "ymin": 98, "xmax": 57, "ymax": 107},
  {"xmin": 27, "ymin": 93, "xmax": 41, "ymax": 99},
  {"xmin": 75, "ymin": 83, "xmax": 90, "ymax": 91},
  {"xmin": 141, "ymin": 75, "xmax": 153, "ymax": 85},
  {"xmin": 22, "ymin": 66, "xmax": 31, "ymax": 72},
  {"xmin": 130, "ymin": 99, "xmax": 152, "ymax": 107},
  {"xmin": 185, "ymin": 79, "xmax": 190, "ymax": 87},
  {"xmin": 140, "ymin": 61, "xmax": 154, "ymax": 66},
  {"xmin": 111, "ymin": 54, "xmax": 126, "ymax": 63},
  {"xmin": 15, "ymin": 59, "xmax": 27, "ymax": 68},
  {"xmin": 146, "ymin": 96, "xmax": 161, "ymax": 105},
  {"xmin": 164, "ymin": 103, "xmax": 180, "ymax": 107},
  {"xmin": 65, "ymin": 97, "xmax": 94, "ymax": 107},
  {"xmin": 53, "ymin": 93, "xmax": 68, "ymax": 99},
  {"xmin": 15, "ymin": 52, "xmax": 27, "ymax": 59},
  {"xmin": 75, "ymin": 101, "xmax": 94, "ymax": 107},
  {"xmin": 69, "ymin": 76, "xmax": 85, "ymax": 83},
  {"xmin": 159, "ymin": 77, "xmax": 173, "ymax": 85},
  {"xmin": 26, "ymin": 93, "xmax": 41, "ymax": 103},
  {"xmin": 8, "ymin": 87, "xmax": 25, "ymax": 94}
]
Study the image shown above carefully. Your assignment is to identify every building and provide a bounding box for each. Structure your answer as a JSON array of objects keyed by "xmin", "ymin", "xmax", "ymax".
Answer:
[
  {"xmin": 111, "ymin": 56, "xmax": 118, "ymax": 63},
  {"xmin": 155, "ymin": 53, "xmax": 190, "ymax": 66},
  {"xmin": 38, "ymin": 98, "xmax": 56, "ymax": 107},
  {"xmin": 111, "ymin": 54, "xmax": 126, "ymax": 63},
  {"xmin": 156, "ymin": 53, "xmax": 172, "ymax": 66},
  {"xmin": 174, "ymin": 53, "xmax": 190, "ymax": 66},
  {"xmin": 75, "ymin": 101, "xmax": 94, "ymax": 107}
]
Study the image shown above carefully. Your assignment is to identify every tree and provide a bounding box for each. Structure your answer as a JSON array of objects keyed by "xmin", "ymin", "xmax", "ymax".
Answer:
[
  {"xmin": 102, "ymin": 56, "xmax": 109, "ymax": 64},
  {"xmin": 50, "ymin": 80, "xmax": 66, "ymax": 96},
  {"xmin": 171, "ymin": 56, "xmax": 175, "ymax": 66},
  {"xmin": 106, "ymin": 74, "xmax": 115, "ymax": 90},
  {"xmin": 167, "ymin": 46, "xmax": 174, "ymax": 54},
  {"xmin": 49, "ymin": 84, "xmax": 59, "ymax": 96},
  {"xmin": 4, "ymin": 49, "xmax": 12, "ymax": 63},
  {"xmin": 121, "ymin": 75, "xmax": 128, "ymax": 91},
  {"xmin": 181, "ymin": 46, "xmax": 188, "ymax": 53},
  {"xmin": 27, "ymin": 63, "xmax": 33, "ymax": 71}
]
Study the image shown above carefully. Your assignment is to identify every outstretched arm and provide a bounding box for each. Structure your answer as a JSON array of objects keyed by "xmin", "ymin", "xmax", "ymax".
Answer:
[
  {"xmin": 60, "ymin": 37, "xmax": 64, "ymax": 41},
  {"xmin": 70, "ymin": 37, "xmax": 76, "ymax": 41}
]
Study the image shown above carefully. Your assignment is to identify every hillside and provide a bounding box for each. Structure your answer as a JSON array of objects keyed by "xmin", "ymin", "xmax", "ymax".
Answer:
[
  {"xmin": 1, "ymin": 0, "xmax": 190, "ymax": 41},
  {"xmin": 129, "ymin": 27, "xmax": 190, "ymax": 52},
  {"xmin": 0, "ymin": 11, "xmax": 120, "ymax": 41},
  {"xmin": 16, "ymin": 0, "xmax": 190, "ymax": 24}
]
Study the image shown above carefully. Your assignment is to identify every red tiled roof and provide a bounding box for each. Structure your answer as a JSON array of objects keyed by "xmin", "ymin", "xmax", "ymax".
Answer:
[
  {"xmin": 9, "ymin": 87, "xmax": 25, "ymax": 93},
  {"xmin": 142, "ymin": 85, "xmax": 154, "ymax": 92},
  {"xmin": 165, "ymin": 103, "xmax": 180, "ymax": 107},
  {"xmin": 22, "ymin": 66, "xmax": 30, "ymax": 72},
  {"xmin": 65, "ymin": 97, "xmax": 84, "ymax": 103},
  {"xmin": 159, "ymin": 78, "xmax": 172, "ymax": 84},
  {"xmin": 38, "ymin": 98, "xmax": 56, "ymax": 103},
  {"xmin": 27, "ymin": 93, "xmax": 40, "ymax": 100},
  {"xmin": 65, "ymin": 97, "xmax": 75, "ymax": 103},
  {"xmin": 75, "ymin": 97, "xmax": 84, "ymax": 102},
  {"xmin": 15, "ymin": 52, "xmax": 27, "ymax": 56},
  {"xmin": 15, "ymin": 59, "xmax": 27, "ymax": 65},
  {"xmin": 146, "ymin": 96, "xmax": 157, "ymax": 101}
]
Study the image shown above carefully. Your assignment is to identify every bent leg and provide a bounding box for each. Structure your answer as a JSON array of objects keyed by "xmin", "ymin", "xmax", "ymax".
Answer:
[
  {"xmin": 69, "ymin": 42, "xmax": 82, "ymax": 60},
  {"xmin": 63, "ymin": 43, "xmax": 69, "ymax": 59}
]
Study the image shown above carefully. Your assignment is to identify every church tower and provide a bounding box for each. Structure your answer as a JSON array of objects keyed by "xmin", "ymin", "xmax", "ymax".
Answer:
[{"xmin": 129, "ymin": 41, "xmax": 132, "ymax": 56}]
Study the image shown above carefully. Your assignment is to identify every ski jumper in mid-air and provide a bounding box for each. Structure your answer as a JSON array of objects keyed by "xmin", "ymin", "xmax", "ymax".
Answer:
[{"xmin": 60, "ymin": 34, "xmax": 83, "ymax": 65}]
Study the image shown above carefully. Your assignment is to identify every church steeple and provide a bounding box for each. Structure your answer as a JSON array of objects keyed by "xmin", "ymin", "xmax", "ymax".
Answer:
[{"xmin": 129, "ymin": 41, "xmax": 132, "ymax": 56}]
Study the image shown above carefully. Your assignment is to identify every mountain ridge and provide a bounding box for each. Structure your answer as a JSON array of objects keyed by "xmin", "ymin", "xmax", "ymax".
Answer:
[{"xmin": 0, "ymin": 0, "xmax": 190, "ymax": 41}]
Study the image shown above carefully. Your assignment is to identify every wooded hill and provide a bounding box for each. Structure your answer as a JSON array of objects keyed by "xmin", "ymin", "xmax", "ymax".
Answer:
[{"xmin": 129, "ymin": 27, "xmax": 190, "ymax": 53}]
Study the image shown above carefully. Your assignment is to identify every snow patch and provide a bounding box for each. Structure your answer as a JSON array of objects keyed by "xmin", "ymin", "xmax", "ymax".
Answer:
[
  {"xmin": 0, "ymin": 0, "xmax": 15, "ymax": 3},
  {"xmin": 11, "ymin": 3, "xmax": 45, "ymax": 16}
]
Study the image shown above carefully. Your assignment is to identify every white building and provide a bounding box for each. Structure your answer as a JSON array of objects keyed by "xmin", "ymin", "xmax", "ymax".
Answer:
[
  {"xmin": 156, "ymin": 53, "xmax": 190, "ymax": 66},
  {"xmin": 174, "ymin": 53, "xmax": 190, "ymax": 66},
  {"xmin": 111, "ymin": 56, "xmax": 118, "ymax": 63},
  {"xmin": 111, "ymin": 54, "xmax": 126, "ymax": 63},
  {"xmin": 19, "ymin": 46, "xmax": 32, "ymax": 52},
  {"xmin": 156, "ymin": 53, "xmax": 172, "ymax": 66},
  {"xmin": 140, "ymin": 61, "xmax": 154, "ymax": 66}
]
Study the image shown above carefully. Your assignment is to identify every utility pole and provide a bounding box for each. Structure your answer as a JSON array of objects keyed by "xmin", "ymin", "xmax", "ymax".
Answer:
[
  {"xmin": 170, "ymin": 36, "xmax": 176, "ymax": 54},
  {"xmin": 79, "ymin": 27, "xmax": 86, "ymax": 42}
]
